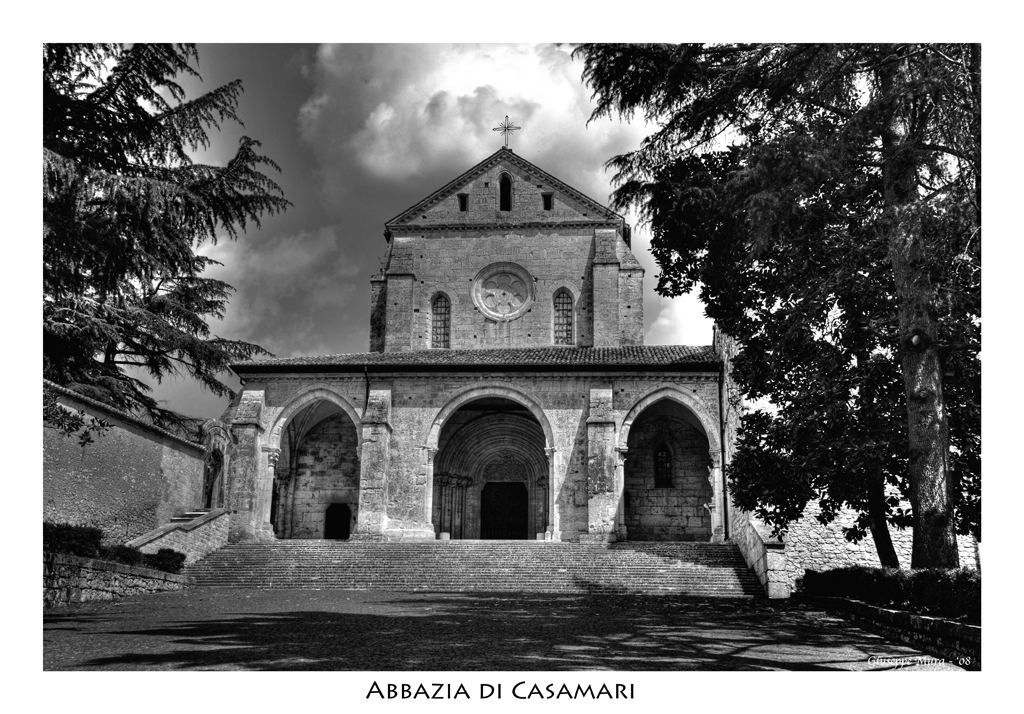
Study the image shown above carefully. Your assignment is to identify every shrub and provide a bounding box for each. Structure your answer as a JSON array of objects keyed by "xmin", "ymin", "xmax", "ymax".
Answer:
[
  {"xmin": 143, "ymin": 549, "xmax": 186, "ymax": 574},
  {"xmin": 801, "ymin": 565, "xmax": 980, "ymax": 622},
  {"xmin": 100, "ymin": 544, "xmax": 143, "ymax": 567},
  {"xmin": 43, "ymin": 522, "xmax": 103, "ymax": 558}
]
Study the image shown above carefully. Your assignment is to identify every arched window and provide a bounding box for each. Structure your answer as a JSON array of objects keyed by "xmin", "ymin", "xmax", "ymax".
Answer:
[
  {"xmin": 499, "ymin": 174, "xmax": 512, "ymax": 211},
  {"xmin": 654, "ymin": 444, "xmax": 672, "ymax": 488},
  {"xmin": 431, "ymin": 294, "xmax": 450, "ymax": 349},
  {"xmin": 553, "ymin": 289, "xmax": 573, "ymax": 345}
]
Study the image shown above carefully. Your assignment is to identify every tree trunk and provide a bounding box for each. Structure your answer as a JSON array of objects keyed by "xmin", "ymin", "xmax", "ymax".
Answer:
[
  {"xmin": 879, "ymin": 49, "xmax": 960, "ymax": 568},
  {"xmin": 867, "ymin": 477, "xmax": 900, "ymax": 568}
]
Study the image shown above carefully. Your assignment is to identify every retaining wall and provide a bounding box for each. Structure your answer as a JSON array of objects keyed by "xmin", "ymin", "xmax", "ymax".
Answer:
[{"xmin": 44, "ymin": 552, "xmax": 192, "ymax": 607}]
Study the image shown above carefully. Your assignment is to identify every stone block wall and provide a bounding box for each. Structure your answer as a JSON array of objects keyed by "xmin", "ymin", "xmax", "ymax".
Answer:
[
  {"xmin": 388, "ymin": 229, "xmax": 602, "ymax": 351},
  {"xmin": 287, "ymin": 413, "xmax": 360, "ymax": 538},
  {"xmin": 44, "ymin": 385, "xmax": 205, "ymax": 543},
  {"xmin": 729, "ymin": 507, "xmax": 790, "ymax": 598},
  {"xmin": 44, "ymin": 552, "xmax": 191, "ymax": 607},
  {"xmin": 781, "ymin": 501, "xmax": 980, "ymax": 589},
  {"xmin": 624, "ymin": 402, "xmax": 713, "ymax": 540}
]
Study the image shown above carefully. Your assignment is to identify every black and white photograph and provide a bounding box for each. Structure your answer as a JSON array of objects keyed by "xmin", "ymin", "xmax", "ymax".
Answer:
[{"xmin": 32, "ymin": 12, "xmax": 1002, "ymax": 706}]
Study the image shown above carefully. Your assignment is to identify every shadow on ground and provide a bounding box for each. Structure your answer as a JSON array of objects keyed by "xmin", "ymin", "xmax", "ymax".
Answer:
[{"xmin": 43, "ymin": 588, "xmax": 952, "ymax": 671}]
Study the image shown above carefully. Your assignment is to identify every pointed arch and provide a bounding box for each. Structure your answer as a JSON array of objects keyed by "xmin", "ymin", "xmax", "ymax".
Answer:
[
  {"xmin": 267, "ymin": 387, "xmax": 363, "ymax": 452},
  {"xmin": 618, "ymin": 384, "xmax": 720, "ymax": 457}
]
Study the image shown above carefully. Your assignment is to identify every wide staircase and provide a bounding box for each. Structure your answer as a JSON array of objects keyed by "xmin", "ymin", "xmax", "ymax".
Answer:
[{"xmin": 186, "ymin": 541, "xmax": 764, "ymax": 597}]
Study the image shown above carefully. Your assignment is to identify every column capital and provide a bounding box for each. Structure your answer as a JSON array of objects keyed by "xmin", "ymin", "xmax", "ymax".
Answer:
[
  {"xmin": 262, "ymin": 446, "xmax": 282, "ymax": 467},
  {"xmin": 708, "ymin": 449, "xmax": 723, "ymax": 468}
]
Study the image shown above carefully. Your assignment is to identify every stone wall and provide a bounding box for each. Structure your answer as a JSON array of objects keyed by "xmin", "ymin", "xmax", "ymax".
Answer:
[
  {"xmin": 387, "ymin": 228, "xmax": 606, "ymax": 351},
  {"xmin": 126, "ymin": 509, "xmax": 230, "ymax": 565},
  {"xmin": 44, "ymin": 552, "xmax": 191, "ymax": 607},
  {"xmin": 781, "ymin": 501, "xmax": 980, "ymax": 589},
  {"xmin": 44, "ymin": 384, "xmax": 205, "ymax": 543},
  {"xmin": 286, "ymin": 413, "xmax": 360, "ymax": 538}
]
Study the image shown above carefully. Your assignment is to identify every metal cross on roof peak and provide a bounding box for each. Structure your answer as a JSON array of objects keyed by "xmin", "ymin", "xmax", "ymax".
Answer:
[{"xmin": 493, "ymin": 115, "xmax": 521, "ymax": 148}]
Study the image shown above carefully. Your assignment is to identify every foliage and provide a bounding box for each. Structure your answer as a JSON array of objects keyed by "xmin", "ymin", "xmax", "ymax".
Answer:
[
  {"xmin": 43, "ymin": 522, "xmax": 186, "ymax": 574},
  {"xmin": 800, "ymin": 565, "xmax": 980, "ymax": 622},
  {"xmin": 43, "ymin": 522, "xmax": 103, "ymax": 558},
  {"xmin": 143, "ymin": 548, "xmax": 187, "ymax": 574},
  {"xmin": 43, "ymin": 383, "xmax": 111, "ymax": 447},
  {"xmin": 101, "ymin": 544, "xmax": 144, "ymax": 566},
  {"xmin": 43, "ymin": 44, "xmax": 290, "ymax": 432},
  {"xmin": 576, "ymin": 43, "xmax": 980, "ymax": 567}
]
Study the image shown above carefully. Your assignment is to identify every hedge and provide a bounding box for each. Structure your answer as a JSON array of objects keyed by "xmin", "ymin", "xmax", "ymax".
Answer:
[
  {"xmin": 800, "ymin": 565, "xmax": 980, "ymax": 623},
  {"xmin": 43, "ymin": 522, "xmax": 185, "ymax": 575}
]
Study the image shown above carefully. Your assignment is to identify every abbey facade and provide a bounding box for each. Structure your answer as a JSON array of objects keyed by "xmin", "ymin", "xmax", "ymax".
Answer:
[{"xmin": 209, "ymin": 148, "xmax": 736, "ymax": 546}]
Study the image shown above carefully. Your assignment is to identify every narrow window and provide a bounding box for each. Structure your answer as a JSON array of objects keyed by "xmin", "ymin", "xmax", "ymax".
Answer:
[
  {"xmin": 499, "ymin": 175, "xmax": 512, "ymax": 211},
  {"xmin": 553, "ymin": 289, "xmax": 573, "ymax": 345},
  {"xmin": 654, "ymin": 444, "xmax": 672, "ymax": 488},
  {"xmin": 431, "ymin": 295, "xmax": 450, "ymax": 349},
  {"xmin": 458, "ymin": 194, "xmax": 468, "ymax": 212},
  {"xmin": 542, "ymin": 193, "xmax": 553, "ymax": 211}
]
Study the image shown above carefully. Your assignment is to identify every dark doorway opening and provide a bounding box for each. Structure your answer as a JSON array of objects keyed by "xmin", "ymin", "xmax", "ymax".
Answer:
[
  {"xmin": 324, "ymin": 503, "xmax": 352, "ymax": 540},
  {"xmin": 480, "ymin": 482, "xmax": 528, "ymax": 540}
]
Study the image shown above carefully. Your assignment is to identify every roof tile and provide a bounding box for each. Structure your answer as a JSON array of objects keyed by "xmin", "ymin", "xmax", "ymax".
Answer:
[{"xmin": 232, "ymin": 345, "xmax": 719, "ymax": 371}]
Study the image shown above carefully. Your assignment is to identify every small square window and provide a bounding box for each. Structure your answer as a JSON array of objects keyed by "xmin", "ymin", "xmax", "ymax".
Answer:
[
  {"xmin": 542, "ymin": 193, "xmax": 553, "ymax": 211},
  {"xmin": 458, "ymin": 194, "xmax": 468, "ymax": 211}
]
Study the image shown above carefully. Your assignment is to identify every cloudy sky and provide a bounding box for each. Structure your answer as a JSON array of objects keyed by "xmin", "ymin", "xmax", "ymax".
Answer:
[{"xmin": 143, "ymin": 43, "xmax": 712, "ymax": 420}]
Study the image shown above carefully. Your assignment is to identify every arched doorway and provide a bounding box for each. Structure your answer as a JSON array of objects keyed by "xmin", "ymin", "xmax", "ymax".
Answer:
[
  {"xmin": 432, "ymin": 396, "xmax": 547, "ymax": 540},
  {"xmin": 324, "ymin": 503, "xmax": 352, "ymax": 540},
  {"xmin": 271, "ymin": 397, "xmax": 361, "ymax": 539},
  {"xmin": 623, "ymin": 398, "xmax": 713, "ymax": 541}
]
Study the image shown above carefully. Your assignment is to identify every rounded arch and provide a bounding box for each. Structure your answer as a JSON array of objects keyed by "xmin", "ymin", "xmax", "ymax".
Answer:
[
  {"xmin": 424, "ymin": 382, "xmax": 555, "ymax": 451},
  {"xmin": 268, "ymin": 386, "xmax": 363, "ymax": 451},
  {"xmin": 618, "ymin": 384, "xmax": 721, "ymax": 456}
]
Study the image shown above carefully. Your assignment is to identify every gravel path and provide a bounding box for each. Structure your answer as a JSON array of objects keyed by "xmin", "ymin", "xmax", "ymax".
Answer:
[{"xmin": 43, "ymin": 588, "xmax": 964, "ymax": 671}]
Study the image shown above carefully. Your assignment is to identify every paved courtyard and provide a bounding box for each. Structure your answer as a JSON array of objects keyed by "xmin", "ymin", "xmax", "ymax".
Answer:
[{"xmin": 43, "ymin": 588, "xmax": 964, "ymax": 671}]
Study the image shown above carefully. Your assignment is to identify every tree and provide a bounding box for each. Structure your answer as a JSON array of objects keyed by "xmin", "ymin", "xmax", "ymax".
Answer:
[
  {"xmin": 44, "ymin": 44, "xmax": 289, "ymax": 432},
  {"xmin": 576, "ymin": 44, "xmax": 980, "ymax": 568}
]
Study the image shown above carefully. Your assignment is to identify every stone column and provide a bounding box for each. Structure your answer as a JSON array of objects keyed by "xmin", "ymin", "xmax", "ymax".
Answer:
[
  {"xmin": 458, "ymin": 476, "xmax": 471, "ymax": 539},
  {"xmin": 225, "ymin": 389, "xmax": 265, "ymax": 543},
  {"xmin": 705, "ymin": 449, "xmax": 726, "ymax": 543},
  {"xmin": 615, "ymin": 447, "xmax": 629, "ymax": 541},
  {"xmin": 423, "ymin": 446, "xmax": 437, "ymax": 529},
  {"xmin": 535, "ymin": 475, "xmax": 548, "ymax": 540},
  {"xmin": 252, "ymin": 447, "xmax": 280, "ymax": 542},
  {"xmin": 583, "ymin": 387, "xmax": 617, "ymax": 543},
  {"xmin": 351, "ymin": 387, "xmax": 392, "ymax": 541},
  {"xmin": 544, "ymin": 446, "xmax": 560, "ymax": 541}
]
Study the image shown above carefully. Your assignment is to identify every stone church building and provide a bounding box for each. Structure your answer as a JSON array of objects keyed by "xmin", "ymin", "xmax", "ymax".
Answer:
[{"xmin": 211, "ymin": 147, "xmax": 739, "ymax": 548}]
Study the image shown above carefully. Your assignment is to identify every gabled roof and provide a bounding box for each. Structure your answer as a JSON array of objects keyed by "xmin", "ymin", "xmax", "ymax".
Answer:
[
  {"xmin": 385, "ymin": 147, "xmax": 623, "ymax": 228},
  {"xmin": 232, "ymin": 345, "xmax": 720, "ymax": 374}
]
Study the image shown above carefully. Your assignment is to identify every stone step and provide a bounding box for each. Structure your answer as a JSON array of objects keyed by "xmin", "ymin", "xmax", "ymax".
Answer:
[{"xmin": 186, "ymin": 540, "xmax": 763, "ymax": 597}]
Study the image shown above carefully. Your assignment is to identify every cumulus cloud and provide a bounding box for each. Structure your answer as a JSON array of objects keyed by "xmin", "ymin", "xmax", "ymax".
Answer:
[
  {"xmin": 200, "ymin": 225, "xmax": 363, "ymax": 358},
  {"xmin": 297, "ymin": 43, "xmax": 650, "ymax": 210}
]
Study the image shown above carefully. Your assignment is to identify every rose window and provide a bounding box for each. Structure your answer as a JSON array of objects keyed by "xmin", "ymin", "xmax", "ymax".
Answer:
[
  {"xmin": 472, "ymin": 262, "xmax": 534, "ymax": 321},
  {"xmin": 482, "ymin": 274, "xmax": 527, "ymax": 315}
]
